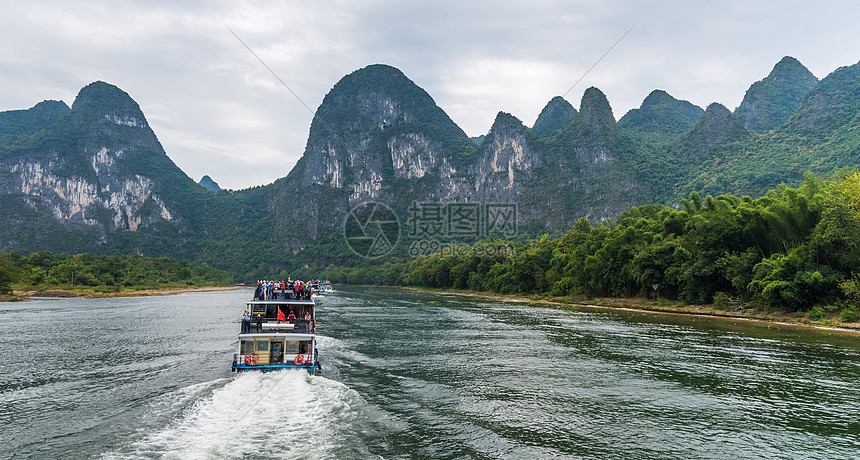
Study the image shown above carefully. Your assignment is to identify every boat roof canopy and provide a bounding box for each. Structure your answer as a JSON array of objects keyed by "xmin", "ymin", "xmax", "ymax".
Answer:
[{"xmin": 238, "ymin": 333, "xmax": 315, "ymax": 339}]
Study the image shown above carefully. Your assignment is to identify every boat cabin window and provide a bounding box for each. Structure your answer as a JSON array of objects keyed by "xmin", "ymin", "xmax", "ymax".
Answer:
[
  {"xmin": 282, "ymin": 340, "xmax": 311, "ymax": 354},
  {"xmin": 241, "ymin": 341, "xmax": 254, "ymax": 355},
  {"xmin": 255, "ymin": 339, "xmax": 269, "ymax": 352}
]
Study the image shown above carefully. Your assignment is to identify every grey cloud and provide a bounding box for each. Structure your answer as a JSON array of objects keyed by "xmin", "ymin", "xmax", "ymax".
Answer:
[{"xmin": 1, "ymin": 1, "xmax": 858, "ymax": 189}]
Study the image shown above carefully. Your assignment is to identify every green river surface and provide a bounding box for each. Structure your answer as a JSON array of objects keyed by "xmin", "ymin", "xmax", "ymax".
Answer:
[{"xmin": 1, "ymin": 285, "xmax": 858, "ymax": 459}]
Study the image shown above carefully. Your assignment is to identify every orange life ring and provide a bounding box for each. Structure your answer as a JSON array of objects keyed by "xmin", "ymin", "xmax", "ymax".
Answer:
[
  {"xmin": 294, "ymin": 355, "xmax": 305, "ymax": 365},
  {"xmin": 244, "ymin": 355, "xmax": 258, "ymax": 365}
]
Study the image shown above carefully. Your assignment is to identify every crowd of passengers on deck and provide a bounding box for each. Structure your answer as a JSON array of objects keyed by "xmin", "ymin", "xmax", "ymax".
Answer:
[{"xmin": 254, "ymin": 279, "xmax": 315, "ymax": 300}]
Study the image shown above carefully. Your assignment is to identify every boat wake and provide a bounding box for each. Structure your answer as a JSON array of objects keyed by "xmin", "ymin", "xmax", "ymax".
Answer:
[{"xmin": 102, "ymin": 371, "xmax": 392, "ymax": 459}]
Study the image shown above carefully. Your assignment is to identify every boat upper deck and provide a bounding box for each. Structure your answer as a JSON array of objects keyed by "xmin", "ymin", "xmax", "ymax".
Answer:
[{"xmin": 242, "ymin": 294, "xmax": 316, "ymax": 335}]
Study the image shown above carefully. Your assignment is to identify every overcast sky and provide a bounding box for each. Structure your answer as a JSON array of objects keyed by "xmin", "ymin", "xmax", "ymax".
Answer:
[{"xmin": 2, "ymin": 1, "xmax": 859, "ymax": 190}]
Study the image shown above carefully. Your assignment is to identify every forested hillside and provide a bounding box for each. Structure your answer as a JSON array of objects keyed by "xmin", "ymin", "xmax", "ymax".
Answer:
[
  {"xmin": 324, "ymin": 171, "xmax": 860, "ymax": 321},
  {"xmin": 0, "ymin": 251, "xmax": 231, "ymax": 294},
  {"xmin": 1, "ymin": 57, "xmax": 860, "ymax": 285}
]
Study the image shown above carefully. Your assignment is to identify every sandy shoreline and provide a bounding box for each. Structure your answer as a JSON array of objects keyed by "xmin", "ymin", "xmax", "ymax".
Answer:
[
  {"xmin": 10, "ymin": 285, "xmax": 243, "ymax": 299},
  {"xmin": 400, "ymin": 286, "xmax": 860, "ymax": 335}
]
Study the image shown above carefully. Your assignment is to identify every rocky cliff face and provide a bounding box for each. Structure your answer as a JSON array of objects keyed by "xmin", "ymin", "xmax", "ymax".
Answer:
[
  {"xmin": 269, "ymin": 65, "xmax": 480, "ymax": 250},
  {"xmin": 0, "ymin": 82, "xmax": 203, "ymax": 252},
  {"xmin": 2, "ymin": 83, "xmax": 175, "ymax": 231},
  {"xmin": 470, "ymin": 112, "xmax": 537, "ymax": 199},
  {"xmin": 5, "ymin": 57, "xmax": 859, "ymax": 273},
  {"xmin": 7, "ymin": 159, "xmax": 171, "ymax": 231},
  {"xmin": 555, "ymin": 87, "xmax": 649, "ymax": 221},
  {"xmin": 268, "ymin": 71, "xmax": 651, "ymax": 250},
  {"xmin": 261, "ymin": 66, "xmax": 660, "ymax": 252},
  {"xmin": 420, "ymin": 111, "xmax": 538, "ymax": 203},
  {"xmin": 294, "ymin": 65, "xmax": 474, "ymax": 199}
]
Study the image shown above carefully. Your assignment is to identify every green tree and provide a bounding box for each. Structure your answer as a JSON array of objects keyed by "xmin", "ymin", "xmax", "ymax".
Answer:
[
  {"xmin": 0, "ymin": 255, "xmax": 20, "ymax": 294},
  {"xmin": 748, "ymin": 245, "xmax": 840, "ymax": 311},
  {"xmin": 630, "ymin": 236, "xmax": 691, "ymax": 298}
]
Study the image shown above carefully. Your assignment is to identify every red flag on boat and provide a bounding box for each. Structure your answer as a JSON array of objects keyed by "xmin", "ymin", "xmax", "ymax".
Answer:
[{"xmin": 277, "ymin": 306, "xmax": 286, "ymax": 322}]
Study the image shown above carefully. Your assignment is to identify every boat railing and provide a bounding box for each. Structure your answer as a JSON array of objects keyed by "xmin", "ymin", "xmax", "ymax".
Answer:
[
  {"xmin": 242, "ymin": 318, "xmax": 314, "ymax": 334},
  {"xmin": 252, "ymin": 289, "xmax": 314, "ymax": 301},
  {"xmin": 234, "ymin": 351, "xmax": 315, "ymax": 367}
]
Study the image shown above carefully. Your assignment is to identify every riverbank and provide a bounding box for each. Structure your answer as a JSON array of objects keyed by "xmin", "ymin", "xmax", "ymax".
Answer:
[
  {"xmin": 401, "ymin": 286, "xmax": 860, "ymax": 334},
  {"xmin": 9, "ymin": 285, "xmax": 243, "ymax": 300}
]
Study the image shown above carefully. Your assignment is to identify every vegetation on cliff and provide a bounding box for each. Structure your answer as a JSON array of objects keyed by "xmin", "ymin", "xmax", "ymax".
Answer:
[
  {"xmin": 4, "ymin": 57, "xmax": 860, "ymax": 293},
  {"xmin": 734, "ymin": 56, "xmax": 819, "ymax": 132}
]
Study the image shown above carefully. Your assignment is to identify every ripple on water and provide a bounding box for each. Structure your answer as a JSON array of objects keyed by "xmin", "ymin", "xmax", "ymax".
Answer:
[{"xmin": 3, "ymin": 288, "xmax": 860, "ymax": 459}]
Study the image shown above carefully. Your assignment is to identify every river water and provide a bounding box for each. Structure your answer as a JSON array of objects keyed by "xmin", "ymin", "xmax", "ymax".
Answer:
[{"xmin": 1, "ymin": 286, "xmax": 858, "ymax": 459}]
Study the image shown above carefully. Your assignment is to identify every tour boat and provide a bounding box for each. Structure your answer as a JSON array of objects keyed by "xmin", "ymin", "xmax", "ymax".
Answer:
[
  {"xmin": 313, "ymin": 280, "xmax": 333, "ymax": 294},
  {"xmin": 231, "ymin": 290, "xmax": 320, "ymax": 373}
]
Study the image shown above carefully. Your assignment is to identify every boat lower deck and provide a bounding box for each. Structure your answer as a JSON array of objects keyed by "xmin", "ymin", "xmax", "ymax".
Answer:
[{"xmin": 233, "ymin": 332, "xmax": 317, "ymax": 372}]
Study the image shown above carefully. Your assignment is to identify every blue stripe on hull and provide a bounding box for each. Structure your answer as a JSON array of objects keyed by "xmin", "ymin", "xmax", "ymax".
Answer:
[{"xmin": 233, "ymin": 364, "xmax": 319, "ymax": 373}]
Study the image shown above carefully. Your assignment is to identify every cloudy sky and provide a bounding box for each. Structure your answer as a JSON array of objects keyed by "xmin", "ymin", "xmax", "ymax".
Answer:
[{"xmin": 2, "ymin": 1, "xmax": 859, "ymax": 190}]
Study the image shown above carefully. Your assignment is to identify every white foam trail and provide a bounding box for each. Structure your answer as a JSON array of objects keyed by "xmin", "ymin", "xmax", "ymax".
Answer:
[{"xmin": 103, "ymin": 372, "xmax": 390, "ymax": 459}]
